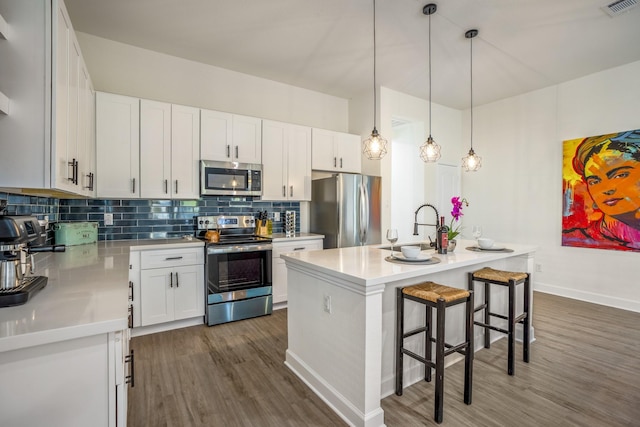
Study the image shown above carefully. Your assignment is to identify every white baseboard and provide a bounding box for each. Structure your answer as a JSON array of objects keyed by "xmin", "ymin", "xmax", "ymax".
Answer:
[
  {"xmin": 534, "ymin": 282, "xmax": 640, "ymax": 313},
  {"xmin": 285, "ymin": 350, "xmax": 385, "ymax": 427}
]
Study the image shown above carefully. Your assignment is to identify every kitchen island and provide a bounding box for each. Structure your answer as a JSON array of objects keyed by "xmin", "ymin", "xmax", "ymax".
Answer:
[{"xmin": 282, "ymin": 239, "xmax": 536, "ymax": 427}]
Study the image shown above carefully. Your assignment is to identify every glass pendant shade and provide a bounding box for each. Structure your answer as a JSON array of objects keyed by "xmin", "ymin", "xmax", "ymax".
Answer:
[
  {"xmin": 363, "ymin": 127, "xmax": 388, "ymax": 160},
  {"xmin": 462, "ymin": 148, "xmax": 482, "ymax": 171},
  {"xmin": 420, "ymin": 136, "xmax": 441, "ymax": 162}
]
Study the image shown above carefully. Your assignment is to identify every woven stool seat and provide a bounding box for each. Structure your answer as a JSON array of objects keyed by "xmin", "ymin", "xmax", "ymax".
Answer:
[
  {"xmin": 472, "ymin": 267, "xmax": 528, "ymax": 283},
  {"xmin": 403, "ymin": 282, "xmax": 470, "ymax": 303}
]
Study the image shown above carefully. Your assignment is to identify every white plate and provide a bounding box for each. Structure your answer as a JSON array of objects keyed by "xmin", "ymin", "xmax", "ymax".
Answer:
[
  {"xmin": 478, "ymin": 245, "xmax": 506, "ymax": 251},
  {"xmin": 393, "ymin": 253, "xmax": 432, "ymax": 262}
]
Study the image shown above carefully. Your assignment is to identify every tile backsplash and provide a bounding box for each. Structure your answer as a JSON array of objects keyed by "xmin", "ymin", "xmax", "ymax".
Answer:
[{"xmin": 0, "ymin": 191, "xmax": 299, "ymax": 241}]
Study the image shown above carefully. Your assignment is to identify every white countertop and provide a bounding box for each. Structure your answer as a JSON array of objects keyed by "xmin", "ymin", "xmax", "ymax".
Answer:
[
  {"xmin": 0, "ymin": 239, "xmax": 203, "ymax": 353},
  {"xmin": 282, "ymin": 239, "xmax": 537, "ymax": 287}
]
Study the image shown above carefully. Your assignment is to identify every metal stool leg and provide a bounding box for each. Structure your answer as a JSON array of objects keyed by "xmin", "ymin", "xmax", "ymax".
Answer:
[
  {"xmin": 464, "ymin": 290, "xmax": 474, "ymax": 405},
  {"xmin": 434, "ymin": 297, "xmax": 446, "ymax": 424},
  {"xmin": 395, "ymin": 287, "xmax": 404, "ymax": 395},
  {"xmin": 507, "ymin": 280, "xmax": 516, "ymax": 376},
  {"xmin": 484, "ymin": 282, "xmax": 491, "ymax": 348},
  {"xmin": 425, "ymin": 305, "xmax": 433, "ymax": 382},
  {"xmin": 523, "ymin": 274, "xmax": 531, "ymax": 363}
]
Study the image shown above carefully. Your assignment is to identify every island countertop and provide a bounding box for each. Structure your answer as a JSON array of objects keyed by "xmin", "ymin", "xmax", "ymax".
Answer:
[
  {"xmin": 282, "ymin": 238, "xmax": 537, "ymax": 288},
  {"xmin": 0, "ymin": 239, "xmax": 203, "ymax": 353}
]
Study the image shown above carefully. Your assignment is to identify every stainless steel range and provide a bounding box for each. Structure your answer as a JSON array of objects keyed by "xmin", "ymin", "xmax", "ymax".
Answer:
[{"xmin": 196, "ymin": 215, "xmax": 272, "ymax": 326}]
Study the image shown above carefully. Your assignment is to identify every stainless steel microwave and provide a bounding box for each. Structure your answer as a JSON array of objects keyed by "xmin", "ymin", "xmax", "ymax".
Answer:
[{"xmin": 200, "ymin": 160, "xmax": 262, "ymax": 197}]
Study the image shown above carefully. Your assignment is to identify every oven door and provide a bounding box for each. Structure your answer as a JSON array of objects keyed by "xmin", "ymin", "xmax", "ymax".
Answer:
[{"xmin": 206, "ymin": 244, "xmax": 272, "ymax": 295}]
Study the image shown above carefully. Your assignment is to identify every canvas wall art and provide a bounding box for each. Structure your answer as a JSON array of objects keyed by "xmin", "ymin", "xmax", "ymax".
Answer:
[{"xmin": 562, "ymin": 129, "xmax": 640, "ymax": 252}]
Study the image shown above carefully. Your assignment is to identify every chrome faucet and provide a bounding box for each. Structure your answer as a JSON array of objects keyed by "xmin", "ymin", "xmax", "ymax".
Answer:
[{"xmin": 413, "ymin": 203, "xmax": 440, "ymax": 250}]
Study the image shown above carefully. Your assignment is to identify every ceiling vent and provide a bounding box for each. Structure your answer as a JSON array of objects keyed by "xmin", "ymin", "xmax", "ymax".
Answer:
[{"xmin": 602, "ymin": 0, "xmax": 638, "ymax": 17}]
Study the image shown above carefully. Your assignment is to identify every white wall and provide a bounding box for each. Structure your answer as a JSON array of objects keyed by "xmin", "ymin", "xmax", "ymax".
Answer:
[
  {"xmin": 75, "ymin": 32, "xmax": 349, "ymax": 132},
  {"xmin": 461, "ymin": 60, "xmax": 640, "ymax": 312},
  {"xmin": 377, "ymin": 87, "xmax": 463, "ymax": 240}
]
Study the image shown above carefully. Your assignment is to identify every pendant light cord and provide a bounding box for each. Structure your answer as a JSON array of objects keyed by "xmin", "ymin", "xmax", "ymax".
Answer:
[
  {"xmin": 428, "ymin": 11, "xmax": 432, "ymax": 137},
  {"xmin": 470, "ymin": 33, "xmax": 473, "ymax": 151},
  {"xmin": 373, "ymin": 0, "xmax": 377, "ymax": 129}
]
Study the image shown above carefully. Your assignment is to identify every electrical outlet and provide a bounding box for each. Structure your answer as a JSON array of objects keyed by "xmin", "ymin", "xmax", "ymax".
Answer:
[
  {"xmin": 323, "ymin": 295, "xmax": 332, "ymax": 314},
  {"xmin": 273, "ymin": 212, "xmax": 280, "ymax": 222},
  {"xmin": 535, "ymin": 263, "xmax": 542, "ymax": 272},
  {"xmin": 104, "ymin": 213, "xmax": 114, "ymax": 226}
]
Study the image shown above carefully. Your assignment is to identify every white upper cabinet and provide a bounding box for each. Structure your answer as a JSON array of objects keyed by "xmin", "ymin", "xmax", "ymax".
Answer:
[
  {"xmin": 170, "ymin": 104, "xmax": 200, "ymax": 199},
  {"xmin": 98, "ymin": 96, "xmax": 200, "ymax": 199},
  {"xmin": 96, "ymin": 92, "xmax": 140, "ymax": 198},
  {"xmin": 262, "ymin": 120, "xmax": 312, "ymax": 201},
  {"xmin": 311, "ymin": 128, "xmax": 362, "ymax": 174},
  {"xmin": 201, "ymin": 109, "xmax": 262, "ymax": 164},
  {"xmin": 0, "ymin": 0, "xmax": 95, "ymax": 195},
  {"xmin": 140, "ymin": 99, "xmax": 171, "ymax": 199}
]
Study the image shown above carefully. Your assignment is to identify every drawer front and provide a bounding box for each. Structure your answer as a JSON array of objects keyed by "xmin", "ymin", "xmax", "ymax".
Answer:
[
  {"xmin": 273, "ymin": 239, "xmax": 323, "ymax": 259},
  {"xmin": 140, "ymin": 247, "xmax": 203, "ymax": 269}
]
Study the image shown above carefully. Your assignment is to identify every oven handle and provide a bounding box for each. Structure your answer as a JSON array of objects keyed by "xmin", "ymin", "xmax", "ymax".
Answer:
[{"xmin": 206, "ymin": 243, "xmax": 273, "ymax": 254}]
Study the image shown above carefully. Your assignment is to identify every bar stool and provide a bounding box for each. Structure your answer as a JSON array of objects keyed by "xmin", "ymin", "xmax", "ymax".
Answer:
[
  {"xmin": 395, "ymin": 282, "xmax": 474, "ymax": 424},
  {"xmin": 468, "ymin": 267, "xmax": 531, "ymax": 375}
]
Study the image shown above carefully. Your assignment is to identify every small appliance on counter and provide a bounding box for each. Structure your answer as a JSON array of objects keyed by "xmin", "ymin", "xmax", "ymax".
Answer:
[
  {"xmin": 0, "ymin": 212, "xmax": 66, "ymax": 307},
  {"xmin": 53, "ymin": 222, "xmax": 98, "ymax": 246}
]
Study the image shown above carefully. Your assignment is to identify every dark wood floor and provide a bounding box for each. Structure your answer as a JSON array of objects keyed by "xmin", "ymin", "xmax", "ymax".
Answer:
[{"xmin": 128, "ymin": 292, "xmax": 640, "ymax": 426}]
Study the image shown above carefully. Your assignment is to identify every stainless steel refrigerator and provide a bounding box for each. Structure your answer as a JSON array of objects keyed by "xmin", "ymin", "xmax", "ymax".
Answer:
[{"xmin": 310, "ymin": 174, "xmax": 382, "ymax": 249}]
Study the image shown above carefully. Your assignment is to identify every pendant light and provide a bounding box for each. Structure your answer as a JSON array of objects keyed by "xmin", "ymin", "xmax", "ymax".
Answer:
[
  {"xmin": 363, "ymin": 0, "xmax": 388, "ymax": 160},
  {"xmin": 462, "ymin": 29, "xmax": 482, "ymax": 172},
  {"xmin": 419, "ymin": 3, "xmax": 441, "ymax": 163}
]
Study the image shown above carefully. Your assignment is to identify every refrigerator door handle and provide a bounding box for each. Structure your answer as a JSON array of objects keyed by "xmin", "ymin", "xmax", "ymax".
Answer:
[{"xmin": 359, "ymin": 180, "xmax": 369, "ymax": 244}]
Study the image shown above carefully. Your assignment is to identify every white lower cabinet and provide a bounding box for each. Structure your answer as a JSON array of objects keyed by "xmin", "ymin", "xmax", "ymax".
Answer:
[
  {"xmin": 0, "ymin": 329, "xmax": 132, "ymax": 427},
  {"xmin": 272, "ymin": 238, "xmax": 323, "ymax": 304},
  {"xmin": 130, "ymin": 247, "xmax": 204, "ymax": 327}
]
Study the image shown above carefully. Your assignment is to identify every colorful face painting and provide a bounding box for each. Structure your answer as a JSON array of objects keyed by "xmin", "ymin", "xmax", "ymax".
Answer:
[{"xmin": 562, "ymin": 129, "xmax": 640, "ymax": 251}]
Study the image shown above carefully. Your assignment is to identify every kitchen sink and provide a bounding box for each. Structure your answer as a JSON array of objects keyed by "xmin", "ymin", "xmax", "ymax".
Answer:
[{"xmin": 379, "ymin": 242, "xmax": 433, "ymax": 251}]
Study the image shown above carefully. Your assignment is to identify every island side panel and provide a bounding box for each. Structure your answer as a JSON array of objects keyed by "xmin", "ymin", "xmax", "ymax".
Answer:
[{"xmin": 285, "ymin": 266, "xmax": 386, "ymax": 427}]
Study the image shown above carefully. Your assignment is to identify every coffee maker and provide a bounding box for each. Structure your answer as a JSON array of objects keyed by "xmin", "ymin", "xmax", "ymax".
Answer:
[{"xmin": 0, "ymin": 211, "xmax": 65, "ymax": 307}]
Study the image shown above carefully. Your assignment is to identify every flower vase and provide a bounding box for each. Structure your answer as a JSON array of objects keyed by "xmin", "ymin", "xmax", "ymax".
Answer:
[{"xmin": 447, "ymin": 239, "xmax": 457, "ymax": 252}]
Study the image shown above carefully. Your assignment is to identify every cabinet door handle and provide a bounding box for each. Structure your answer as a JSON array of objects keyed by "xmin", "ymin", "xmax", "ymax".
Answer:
[
  {"xmin": 175, "ymin": 180, "xmax": 178, "ymax": 194},
  {"xmin": 175, "ymin": 272, "xmax": 179, "ymax": 288},
  {"xmin": 68, "ymin": 159, "xmax": 76, "ymax": 184},
  {"xmin": 125, "ymin": 349, "xmax": 135, "ymax": 388},
  {"xmin": 340, "ymin": 158, "xmax": 343, "ymax": 168},
  {"xmin": 290, "ymin": 185, "xmax": 293, "ymax": 197},
  {"xmin": 334, "ymin": 157, "xmax": 337, "ymax": 167},
  {"xmin": 128, "ymin": 305, "xmax": 133, "ymax": 329},
  {"xmin": 90, "ymin": 172, "xmax": 94, "ymax": 191},
  {"xmin": 164, "ymin": 179, "xmax": 168, "ymax": 194},
  {"xmin": 128, "ymin": 280, "xmax": 134, "ymax": 301},
  {"xmin": 282, "ymin": 185, "xmax": 286, "ymax": 197},
  {"xmin": 132, "ymin": 178, "xmax": 136, "ymax": 194},
  {"xmin": 226, "ymin": 145, "xmax": 230, "ymax": 158},
  {"xmin": 235, "ymin": 145, "xmax": 239, "ymax": 159},
  {"xmin": 165, "ymin": 256, "xmax": 183, "ymax": 261},
  {"xmin": 293, "ymin": 247, "xmax": 306, "ymax": 251},
  {"xmin": 75, "ymin": 160, "xmax": 79, "ymax": 184},
  {"xmin": 169, "ymin": 272, "xmax": 173, "ymax": 287}
]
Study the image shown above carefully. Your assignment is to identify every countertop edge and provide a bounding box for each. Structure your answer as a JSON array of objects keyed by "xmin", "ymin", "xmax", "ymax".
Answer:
[{"xmin": 0, "ymin": 317, "xmax": 128, "ymax": 353}]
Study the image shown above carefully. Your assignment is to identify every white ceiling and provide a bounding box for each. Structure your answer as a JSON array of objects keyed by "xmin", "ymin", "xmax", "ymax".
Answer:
[{"xmin": 64, "ymin": 0, "xmax": 640, "ymax": 110}]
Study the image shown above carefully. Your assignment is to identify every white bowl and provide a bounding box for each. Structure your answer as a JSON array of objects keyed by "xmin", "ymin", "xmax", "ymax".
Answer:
[
  {"xmin": 400, "ymin": 245, "xmax": 421, "ymax": 259},
  {"xmin": 477, "ymin": 238, "xmax": 495, "ymax": 249}
]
